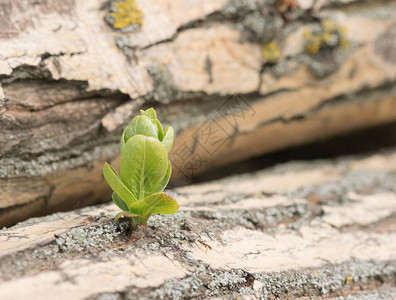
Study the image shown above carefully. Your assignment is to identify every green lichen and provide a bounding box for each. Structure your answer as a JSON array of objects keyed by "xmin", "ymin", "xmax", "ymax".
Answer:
[
  {"xmin": 54, "ymin": 217, "xmax": 130, "ymax": 253},
  {"xmin": 303, "ymin": 19, "xmax": 349, "ymax": 54},
  {"xmin": 223, "ymin": 0, "xmax": 257, "ymax": 16},
  {"xmin": 107, "ymin": 0, "xmax": 144, "ymax": 31},
  {"xmin": 262, "ymin": 41, "xmax": 281, "ymax": 64},
  {"xmin": 144, "ymin": 63, "xmax": 179, "ymax": 104},
  {"xmin": 222, "ymin": 0, "xmax": 284, "ymax": 44},
  {"xmin": 301, "ymin": 19, "xmax": 352, "ymax": 78},
  {"xmin": 255, "ymin": 260, "xmax": 396, "ymax": 299}
]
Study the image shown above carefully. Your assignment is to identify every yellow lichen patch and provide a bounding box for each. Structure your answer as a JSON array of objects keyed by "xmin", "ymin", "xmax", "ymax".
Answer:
[
  {"xmin": 304, "ymin": 33, "xmax": 321, "ymax": 54},
  {"xmin": 110, "ymin": 0, "xmax": 144, "ymax": 30},
  {"xmin": 262, "ymin": 41, "xmax": 281, "ymax": 64},
  {"xmin": 346, "ymin": 275, "xmax": 354, "ymax": 284},
  {"xmin": 322, "ymin": 19, "xmax": 337, "ymax": 32},
  {"xmin": 339, "ymin": 27, "xmax": 349, "ymax": 50},
  {"xmin": 303, "ymin": 19, "xmax": 349, "ymax": 54}
]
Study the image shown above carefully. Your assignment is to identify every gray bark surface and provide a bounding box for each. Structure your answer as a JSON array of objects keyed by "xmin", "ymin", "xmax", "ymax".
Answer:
[
  {"xmin": 1, "ymin": 149, "xmax": 395, "ymax": 299},
  {"xmin": 1, "ymin": 0, "xmax": 396, "ymax": 225}
]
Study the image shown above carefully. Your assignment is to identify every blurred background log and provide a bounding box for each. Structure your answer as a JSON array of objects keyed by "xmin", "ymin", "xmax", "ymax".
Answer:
[{"xmin": 1, "ymin": 0, "xmax": 396, "ymax": 226}]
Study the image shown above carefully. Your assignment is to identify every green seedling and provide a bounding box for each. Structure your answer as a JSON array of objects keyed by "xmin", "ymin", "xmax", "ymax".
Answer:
[{"xmin": 103, "ymin": 108, "xmax": 178, "ymax": 227}]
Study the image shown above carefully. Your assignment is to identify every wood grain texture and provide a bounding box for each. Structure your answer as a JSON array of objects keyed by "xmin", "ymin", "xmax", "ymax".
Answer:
[
  {"xmin": 0, "ymin": 150, "xmax": 395, "ymax": 299},
  {"xmin": 1, "ymin": 0, "xmax": 396, "ymax": 225}
]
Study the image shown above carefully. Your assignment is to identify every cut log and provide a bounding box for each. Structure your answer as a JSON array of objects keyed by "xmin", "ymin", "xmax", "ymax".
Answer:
[
  {"xmin": 0, "ymin": 150, "xmax": 395, "ymax": 299},
  {"xmin": 1, "ymin": 0, "xmax": 396, "ymax": 225}
]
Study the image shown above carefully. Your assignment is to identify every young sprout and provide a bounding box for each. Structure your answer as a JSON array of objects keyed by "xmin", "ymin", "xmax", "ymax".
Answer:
[{"xmin": 103, "ymin": 108, "xmax": 178, "ymax": 227}]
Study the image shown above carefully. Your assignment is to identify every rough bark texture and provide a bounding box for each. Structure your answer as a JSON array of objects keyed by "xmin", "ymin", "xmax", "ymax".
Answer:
[
  {"xmin": 1, "ymin": 0, "xmax": 396, "ymax": 225},
  {"xmin": 1, "ymin": 149, "xmax": 395, "ymax": 299}
]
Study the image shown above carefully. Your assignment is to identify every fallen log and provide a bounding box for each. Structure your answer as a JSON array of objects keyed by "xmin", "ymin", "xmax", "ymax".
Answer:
[
  {"xmin": 1, "ymin": 0, "xmax": 396, "ymax": 225},
  {"xmin": 0, "ymin": 149, "xmax": 395, "ymax": 299}
]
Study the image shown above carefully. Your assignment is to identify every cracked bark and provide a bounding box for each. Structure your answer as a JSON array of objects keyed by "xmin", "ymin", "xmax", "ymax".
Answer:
[
  {"xmin": 0, "ymin": 150, "xmax": 395, "ymax": 299},
  {"xmin": 1, "ymin": 0, "xmax": 396, "ymax": 226}
]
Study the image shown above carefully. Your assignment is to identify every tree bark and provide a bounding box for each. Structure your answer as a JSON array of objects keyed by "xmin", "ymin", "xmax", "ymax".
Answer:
[
  {"xmin": 1, "ymin": 150, "xmax": 395, "ymax": 299},
  {"xmin": 1, "ymin": 0, "xmax": 396, "ymax": 226}
]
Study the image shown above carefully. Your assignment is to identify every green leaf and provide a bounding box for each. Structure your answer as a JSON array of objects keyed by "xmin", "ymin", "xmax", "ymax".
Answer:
[
  {"xmin": 155, "ymin": 160, "xmax": 171, "ymax": 193},
  {"xmin": 120, "ymin": 135, "xmax": 169, "ymax": 200},
  {"xmin": 112, "ymin": 193, "xmax": 129, "ymax": 211},
  {"xmin": 124, "ymin": 115, "xmax": 158, "ymax": 141},
  {"xmin": 140, "ymin": 108, "xmax": 164, "ymax": 141},
  {"xmin": 140, "ymin": 108, "xmax": 157, "ymax": 123},
  {"xmin": 156, "ymin": 119, "xmax": 164, "ymax": 141},
  {"xmin": 162, "ymin": 126, "xmax": 174, "ymax": 153},
  {"xmin": 120, "ymin": 128, "xmax": 127, "ymax": 153},
  {"xmin": 129, "ymin": 192, "xmax": 179, "ymax": 218},
  {"xmin": 105, "ymin": 107, "xmax": 178, "ymax": 225},
  {"xmin": 103, "ymin": 162, "xmax": 138, "ymax": 206},
  {"xmin": 115, "ymin": 211, "xmax": 143, "ymax": 221}
]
